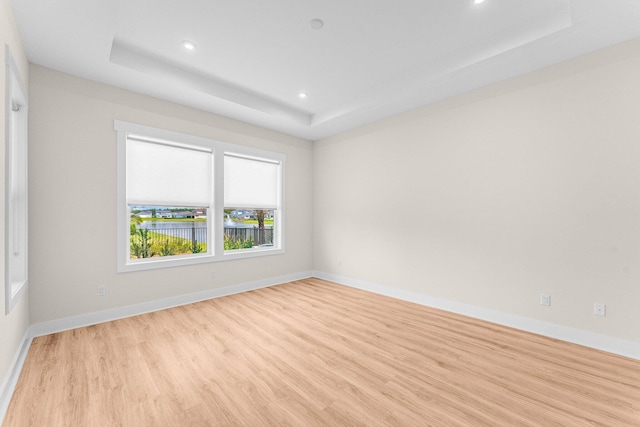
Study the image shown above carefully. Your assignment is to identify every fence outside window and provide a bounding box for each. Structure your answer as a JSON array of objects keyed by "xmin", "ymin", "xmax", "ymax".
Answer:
[{"xmin": 133, "ymin": 225, "xmax": 274, "ymax": 247}]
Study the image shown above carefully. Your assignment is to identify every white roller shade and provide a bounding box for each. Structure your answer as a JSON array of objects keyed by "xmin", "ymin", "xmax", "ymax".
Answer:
[
  {"xmin": 126, "ymin": 137, "xmax": 213, "ymax": 206},
  {"xmin": 224, "ymin": 154, "xmax": 279, "ymax": 209}
]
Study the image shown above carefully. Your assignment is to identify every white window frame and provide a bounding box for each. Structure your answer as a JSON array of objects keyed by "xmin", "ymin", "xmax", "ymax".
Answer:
[
  {"xmin": 5, "ymin": 46, "xmax": 28, "ymax": 313},
  {"xmin": 115, "ymin": 121, "xmax": 285, "ymax": 272}
]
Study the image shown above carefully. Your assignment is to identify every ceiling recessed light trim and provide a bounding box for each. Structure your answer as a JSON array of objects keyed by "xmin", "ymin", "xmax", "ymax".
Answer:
[
  {"xmin": 474, "ymin": 0, "xmax": 485, "ymax": 4},
  {"xmin": 298, "ymin": 92, "xmax": 308, "ymax": 99},
  {"xmin": 182, "ymin": 40, "xmax": 197, "ymax": 51}
]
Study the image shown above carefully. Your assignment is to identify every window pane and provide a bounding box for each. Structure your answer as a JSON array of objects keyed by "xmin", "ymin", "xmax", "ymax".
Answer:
[
  {"xmin": 224, "ymin": 209, "xmax": 275, "ymax": 251},
  {"xmin": 9, "ymin": 106, "xmax": 27, "ymax": 293},
  {"xmin": 5, "ymin": 47, "xmax": 28, "ymax": 313},
  {"xmin": 130, "ymin": 206, "xmax": 207, "ymax": 259}
]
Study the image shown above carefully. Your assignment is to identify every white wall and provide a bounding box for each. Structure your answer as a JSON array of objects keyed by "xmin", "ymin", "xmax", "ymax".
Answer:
[
  {"xmin": 28, "ymin": 65, "xmax": 313, "ymax": 324},
  {"xmin": 0, "ymin": 0, "xmax": 30, "ymax": 399},
  {"xmin": 12, "ymin": 10, "xmax": 640, "ymax": 354},
  {"xmin": 314, "ymin": 38, "xmax": 640, "ymax": 344}
]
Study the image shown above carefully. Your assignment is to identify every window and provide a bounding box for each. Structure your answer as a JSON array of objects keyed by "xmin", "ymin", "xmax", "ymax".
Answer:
[
  {"xmin": 125, "ymin": 136, "xmax": 213, "ymax": 263},
  {"xmin": 116, "ymin": 121, "xmax": 285, "ymax": 272},
  {"xmin": 224, "ymin": 154, "xmax": 280, "ymax": 252},
  {"xmin": 5, "ymin": 47, "xmax": 28, "ymax": 313}
]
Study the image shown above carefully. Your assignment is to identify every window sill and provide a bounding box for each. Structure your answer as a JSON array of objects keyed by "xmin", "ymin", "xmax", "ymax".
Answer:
[
  {"xmin": 118, "ymin": 247, "xmax": 284, "ymax": 273},
  {"xmin": 223, "ymin": 247, "xmax": 284, "ymax": 261}
]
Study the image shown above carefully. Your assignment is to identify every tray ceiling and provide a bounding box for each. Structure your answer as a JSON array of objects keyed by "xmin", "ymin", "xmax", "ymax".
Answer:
[{"xmin": 11, "ymin": 0, "xmax": 640, "ymax": 140}]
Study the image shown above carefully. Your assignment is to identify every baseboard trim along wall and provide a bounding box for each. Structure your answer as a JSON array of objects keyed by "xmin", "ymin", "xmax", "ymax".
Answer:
[
  {"xmin": 0, "ymin": 330, "xmax": 32, "ymax": 426},
  {"xmin": 30, "ymin": 271, "xmax": 314, "ymax": 338},
  {"xmin": 20, "ymin": 271, "xmax": 640, "ymax": 359},
  {"xmin": 3, "ymin": 268, "xmax": 636, "ymax": 426},
  {"xmin": 1, "ymin": 271, "xmax": 312, "ymax": 425},
  {"xmin": 312, "ymin": 271, "xmax": 640, "ymax": 361}
]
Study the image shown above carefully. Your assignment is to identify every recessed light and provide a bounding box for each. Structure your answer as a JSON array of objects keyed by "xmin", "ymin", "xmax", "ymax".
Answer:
[
  {"xmin": 298, "ymin": 92, "xmax": 308, "ymax": 99},
  {"xmin": 182, "ymin": 40, "xmax": 196, "ymax": 51},
  {"xmin": 474, "ymin": 0, "xmax": 485, "ymax": 4},
  {"xmin": 310, "ymin": 19, "xmax": 324, "ymax": 30}
]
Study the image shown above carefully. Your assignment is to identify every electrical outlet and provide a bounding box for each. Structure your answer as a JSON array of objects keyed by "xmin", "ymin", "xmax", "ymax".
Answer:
[
  {"xmin": 594, "ymin": 303, "xmax": 606, "ymax": 316},
  {"xmin": 540, "ymin": 293, "xmax": 550, "ymax": 306},
  {"xmin": 210, "ymin": 271, "xmax": 216, "ymax": 279},
  {"xmin": 97, "ymin": 286, "xmax": 106, "ymax": 297}
]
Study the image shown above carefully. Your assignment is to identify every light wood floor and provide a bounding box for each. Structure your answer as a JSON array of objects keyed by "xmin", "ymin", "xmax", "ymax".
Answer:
[{"xmin": 4, "ymin": 278, "xmax": 640, "ymax": 426}]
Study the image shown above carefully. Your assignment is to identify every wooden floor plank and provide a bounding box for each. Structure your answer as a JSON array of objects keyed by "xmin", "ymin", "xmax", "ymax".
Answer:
[{"xmin": 4, "ymin": 278, "xmax": 639, "ymax": 426}]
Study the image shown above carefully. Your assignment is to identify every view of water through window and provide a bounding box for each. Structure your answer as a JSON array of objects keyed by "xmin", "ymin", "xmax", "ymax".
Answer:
[
  {"xmin": 223, "ymin": 209, "xmax": 275, "ymax": 250},
  {"xmin": 129, "ymin": 206, "xmax": 207, "ymax": 259},
  {"xmin": 129, "ymin": 206, "xmax": 275, "ymax": 259}
]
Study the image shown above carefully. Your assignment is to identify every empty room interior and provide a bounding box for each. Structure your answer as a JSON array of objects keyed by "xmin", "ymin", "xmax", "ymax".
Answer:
[{"xmin": 1, "ymin": 0, "xmax": 640, "ymax": 425}]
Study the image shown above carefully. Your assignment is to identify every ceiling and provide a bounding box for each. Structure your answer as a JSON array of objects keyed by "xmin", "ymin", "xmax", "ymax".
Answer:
[{"xmin": 10, "ymin": 0, "xmax": 640, "ymax": 141}]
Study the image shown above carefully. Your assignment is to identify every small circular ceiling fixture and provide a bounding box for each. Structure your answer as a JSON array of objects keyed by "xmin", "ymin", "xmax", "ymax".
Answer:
[
  {"xmin": 474, "ymin": 0, "xmax": 485, "ymax": 4},
  {"xmin": 298, "ymin": 92, "xmax": 308, "ymax": 99},
  {"xmin": 310, "ymin": 19, "xmax": 324, "ymax": 30},
  {"xmin": 182, "ymin": 40, "xmax": 197, "ymax": 51}
]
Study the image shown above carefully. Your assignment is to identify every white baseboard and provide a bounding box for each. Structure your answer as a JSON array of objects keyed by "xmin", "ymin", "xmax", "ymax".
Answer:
[
  {"xmin": 0, "ymin": 330, "xmax": 32, "ymax": 426},
  {"xmin": 30, "ymin": 271, "xmax": 313, "ymax": 338},
  {"xmin": 313, "ymin": 271, "xmax": 640, "ymax": 360},
  {"xmin": 1, "ymin": 271, "xmax": 312, "ymax": 425},
  {"xmin": 5, "ymin": 268, "xmax": 636, "ymax": 427}
]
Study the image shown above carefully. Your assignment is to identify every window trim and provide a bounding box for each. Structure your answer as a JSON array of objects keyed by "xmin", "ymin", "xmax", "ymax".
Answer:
[
  {"xmin": 115, "ymin": 121, "xmax": 285, "ymax": 272},
  {"xmin": 5, "ymin": 46, "xmax": 29, "ymax": 313}
]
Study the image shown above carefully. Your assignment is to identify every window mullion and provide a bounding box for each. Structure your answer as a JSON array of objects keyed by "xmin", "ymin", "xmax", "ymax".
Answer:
[{"xmin": 213, "ymin": 151, "xmax": 225, "ymax": 258}]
